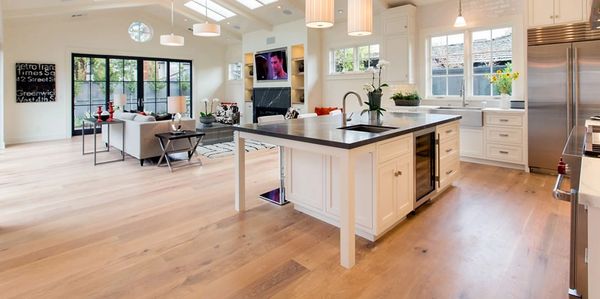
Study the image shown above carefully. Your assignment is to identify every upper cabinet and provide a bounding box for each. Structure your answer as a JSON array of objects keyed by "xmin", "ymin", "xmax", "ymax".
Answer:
[
  {"xmin": 529, "ymin": 0, "xmax": 590, "ymax": 27},
  {"xmin": 381, "ymin": 5, "xmax": 416, "ymax": 84}
]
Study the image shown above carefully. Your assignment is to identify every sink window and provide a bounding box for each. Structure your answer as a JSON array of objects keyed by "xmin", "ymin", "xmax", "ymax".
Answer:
[{"xmin": 428, "ymin": 26, "xmax": 513, "ymax": 99}]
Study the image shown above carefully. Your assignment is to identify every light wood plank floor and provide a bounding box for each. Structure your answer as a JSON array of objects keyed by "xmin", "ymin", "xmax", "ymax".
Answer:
[{"xmin": 0, "ymin": 137, "xmax": 570, "ymax": 299}]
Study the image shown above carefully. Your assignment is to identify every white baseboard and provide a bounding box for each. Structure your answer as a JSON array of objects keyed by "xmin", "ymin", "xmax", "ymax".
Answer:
[
  {"xmin": 460, "ymin": 156, "xmax": 527, "ymax": 171},
  {"xmin": 6, "ymin": 134, "xmax": 69, "ymax": 145}
]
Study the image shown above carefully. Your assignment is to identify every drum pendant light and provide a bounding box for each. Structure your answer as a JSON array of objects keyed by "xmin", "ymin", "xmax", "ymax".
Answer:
[
  {"xmin": 305, "ymin": 0, "xmax": 334, "ymax": 28},
  {"xmin": 454, "ymin": 0, "xmax": 467, "ymax": 27},
  {"xmin": 160, "ymin": 0, "xmax": 185, "ymax": 46},
  {"xmin": 193, "ymin": 0, "xmax": 221, "ymax": 37},
  {"xmin": 348, "ymin": 0, "xmax": 372, "ymax": 36}
]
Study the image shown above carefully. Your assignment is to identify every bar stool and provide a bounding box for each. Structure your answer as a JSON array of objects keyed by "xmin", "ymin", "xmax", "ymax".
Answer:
[{"xmin": 257, "ymin": 115, "xmax": 288, "ymax": 205}]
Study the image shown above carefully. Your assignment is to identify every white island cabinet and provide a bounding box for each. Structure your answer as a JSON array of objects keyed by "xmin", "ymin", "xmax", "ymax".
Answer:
[{"xmin": 234, "ymin": 114, "xmax": 460, "ymax": 269}]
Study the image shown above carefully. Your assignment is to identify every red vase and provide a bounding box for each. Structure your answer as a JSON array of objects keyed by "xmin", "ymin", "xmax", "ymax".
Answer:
[{"xmin": 96, "ymin": 106, "xmax": 103, "ymax": 123}]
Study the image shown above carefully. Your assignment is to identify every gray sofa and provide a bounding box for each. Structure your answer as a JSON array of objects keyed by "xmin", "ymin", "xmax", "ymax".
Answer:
[{"xmin": 102, "ymin": 112, "xmax": 196, "ymax": 165}]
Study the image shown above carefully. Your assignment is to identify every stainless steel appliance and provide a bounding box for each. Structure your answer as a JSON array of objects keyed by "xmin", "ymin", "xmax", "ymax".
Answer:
[
  {"xmin": 414, "ymin": 128, "xmax": 436, "ymax": 209},
  {"xmin": 553, "ymin": 127, "xmax": 589, "ymax": 298},
  {"xmin": 528, "ymin": 24, "xmax": 600, "ymax": 173}
]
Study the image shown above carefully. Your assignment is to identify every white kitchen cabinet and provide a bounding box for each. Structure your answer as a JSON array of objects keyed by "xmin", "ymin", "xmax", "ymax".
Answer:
[
  {"xmin": 460, "ymin": 127, "xmax": 484, "ymax": 158},
  {"xmin": 483, "ymin": 111, "xmax": 525, "ymax": 164},
  {"xmin": 529, "ymin": 0, "xmax": 588, "ymax": 27},
  {"xmin": 437, "ymin": 122, "xmax": 461, "ymax": 190},
  {"xmin": 377, "ymin": 158, "xmax": 398, "ymax": 230},
  {"xmin": 381, "ymin": 5, "xmax": 416, "ymax": 84}
]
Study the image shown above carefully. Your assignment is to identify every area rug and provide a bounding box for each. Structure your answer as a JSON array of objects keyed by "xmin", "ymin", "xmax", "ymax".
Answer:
[{"xmin": 197, "ymin": 140, "xmax": 276, "ymax": 159}]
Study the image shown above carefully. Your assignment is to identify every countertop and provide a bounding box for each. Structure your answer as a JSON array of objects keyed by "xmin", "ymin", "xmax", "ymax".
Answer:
[
  {"xmin": 579, "ymin": 156, "xmax": 600, "ymax": 208},
  {"xmin": 388, "ymin": 105, "xmax": 525, "ymax": 113},
  {"xmin": 233, "ymin": 112, "xmax": 461, "ymax": 149}
]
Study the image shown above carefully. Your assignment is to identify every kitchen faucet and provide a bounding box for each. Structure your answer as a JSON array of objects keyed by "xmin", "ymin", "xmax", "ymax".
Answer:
[
  {"xmin": 343, "ymin": 91, "xmax": 363, "ymax": 121},
  {"xmin": 460, "ymin": 80, "xmax": 468, "ymax": 107}
]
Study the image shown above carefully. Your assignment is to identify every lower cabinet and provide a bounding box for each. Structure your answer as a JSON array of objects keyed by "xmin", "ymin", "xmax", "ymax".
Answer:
[{"xmin": 376, "ymin": 153, "xmax": 414, "ymax": 232}]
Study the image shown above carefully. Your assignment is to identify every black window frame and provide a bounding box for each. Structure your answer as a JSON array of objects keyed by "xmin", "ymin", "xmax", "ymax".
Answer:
[{"xmin": 71, "ymin": 53, "xmax": 193, "ymax": 136}]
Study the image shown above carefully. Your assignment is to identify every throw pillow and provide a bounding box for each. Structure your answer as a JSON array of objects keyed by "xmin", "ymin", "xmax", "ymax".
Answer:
[
  {"xmin": 115, "ymin": 112, "xmax": 137, "ymax": 120},
  {"xmin": 315, "ymin": 107, "xmax": 339, "ymax": 116},
  {"xmin": 155, "ymin": 114, "xmax": 172, "ymax": 121},
  {"xmin": 133, "ymin": 114, "xmax": 156, "ymax": 122}
]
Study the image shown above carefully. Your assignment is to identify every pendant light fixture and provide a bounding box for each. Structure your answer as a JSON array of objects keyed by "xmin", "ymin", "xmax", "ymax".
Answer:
[
  {"xmin": 348, "ymin": 0, "xmax": 372, "ymax": 36},
  {"xmin": 193, "ymin": 0, "xmax": 221, "ymax": 37},
  {"xmin": 305, "ymin": 0, "xmax": 334, "ymax": 28},
  {"xmin": 453, "ymin": 0, "xmax": 467, "ymax": 27},
  {"xmin": 160, "ymin": 0, "xmax": 185, "ymax": 46}
]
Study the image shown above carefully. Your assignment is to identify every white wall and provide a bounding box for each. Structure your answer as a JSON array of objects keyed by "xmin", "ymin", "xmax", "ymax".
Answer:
[
  {"xmin": 416, "ymin": 0, "xmax": 527, "ymax": 103},
  {"xmin": 224, "ymin": 43, "xmax": 243, "ymax": 104},
  {"xmin": 3, "ymin": 7, "xmax": 227, "ymax": 145}
]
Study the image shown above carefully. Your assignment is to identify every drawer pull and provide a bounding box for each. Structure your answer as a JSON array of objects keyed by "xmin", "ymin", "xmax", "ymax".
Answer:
[
  {"xmin": 445, "ymin": 148, "xmax": 453, "ymax": 153},
  {"xmin": 499, "ymin": 134, "xmax": 510, "ymax": 137},
  {"xmin": 445, "ymin": 170, "xmax": 454, "ymax": 175},
  {"xmin": 445, "ymin": 129, "xmax": 453, "ymax": 134},
  {"xmin": 499, "ymin": 150, "xmax": 510, "ymax": 154},
  {"xmin": 499, "ymin": 119, "xmax": 509, "ymax": 122},
  {"xmin": 394, "ymin": 171, "xmax": 402, "ymax": 177}
]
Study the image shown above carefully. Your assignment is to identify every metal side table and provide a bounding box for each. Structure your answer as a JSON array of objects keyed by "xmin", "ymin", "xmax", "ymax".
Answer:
[
  {"xmin": 82, "ymin": 118, "xmax": 125, "ymax": 165},
  {"xmin": 155, "ymin": 130, "xmax": 205, "ymax": 172}
]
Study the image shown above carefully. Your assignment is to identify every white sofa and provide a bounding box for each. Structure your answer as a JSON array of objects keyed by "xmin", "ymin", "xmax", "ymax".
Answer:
[{"xmin": 102, "ymin": 112, "xmax": 196, "ymax": 165}]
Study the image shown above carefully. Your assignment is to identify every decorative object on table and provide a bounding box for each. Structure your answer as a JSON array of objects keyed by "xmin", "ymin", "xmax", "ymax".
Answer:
[
  {"xmin": 298, "ymin": 60, "xmax": 305, "ymax": 73},
  {"xmin": 299, "ymin": 94, "xmax": 305, "ymax": 103},
  {"xmin": 108, "ymin": 101, "xmax": 115, "ymax": 122},
  {"xmin": 361, "ymin": 60, "xmax": 390, "ymax": 121},
  {"xmin": 168, "ymin": 95, "xmax": 187, "ymax": 134},
  {"xmin": 95, "ymin": 106, "xmax": 104, "ymax": 122},
  {"xmin": 285, "ymin": 107, "xmax": 300, "ymax": 119},
  {"xmin": 487, "ymin": 63, "xmax": 519, "ymax": 109},
  {"xmin": 391, "ymin": 90, "xmax": 421, "ymax": 106},
  {"xmin": 214, "ymin": 102, "xmax": 240, "ymax": 125},
  {"xmin": 100, "ymin": 111, "xmax": 110, "ymax": 121},
  {"xmin": 199, "ymin": 98, "xmax": 219, "ymax": 127},
  {"xmin": 113, "ymin": 94, "xmax": 127, "ymax": 111},
  {"xmin": 16, "ymin": 63, "xmax": 56, "ymax": 103}
]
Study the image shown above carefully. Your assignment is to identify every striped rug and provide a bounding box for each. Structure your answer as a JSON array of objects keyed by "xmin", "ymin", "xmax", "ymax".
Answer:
[{"xmin": 196, "ymin": 140, "xmax": 276, "ymax": 159}]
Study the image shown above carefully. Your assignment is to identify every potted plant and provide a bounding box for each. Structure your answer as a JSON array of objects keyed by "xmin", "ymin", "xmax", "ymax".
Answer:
[
  {"xmin": 391, "ymin": 91, "xmax": 421, "ymax": 106},
  {"xmin": 361, "ymin": 60, "xmax": 390, "ymax": 121},
  {"xmin": 487, "ymin": 63, "xmax": 519, "ymax": 108},
  {"xmin": 200, "ymin": 98, "xmax": 219, "ymax": 127}
]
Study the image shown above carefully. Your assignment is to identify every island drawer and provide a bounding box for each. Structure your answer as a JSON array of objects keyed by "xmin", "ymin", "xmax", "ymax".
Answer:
[
  {"xmin": 438, "ymin": 155, "xmax": 459, "ymax": 190},
  {"xmin": 437, "ymin": 122, "xmax": 459, "ymax": 142},
  {"xmin": 486, "ymin": 143, "xmax": 523, "ymax": 163},
  {"xmin": 378, "ymin": 135, "xmax": 412, "ymax": 163},
  {"xmin": 485, "ymin": 127, "xmax": 523, "ymax": 145},
  {"xmin": 439, "ymin": 136, "xmax": 460, "ymax": 161},
  {"xmin": 485, "ymin": 113, "xmax": 523, "ymax": 127}
]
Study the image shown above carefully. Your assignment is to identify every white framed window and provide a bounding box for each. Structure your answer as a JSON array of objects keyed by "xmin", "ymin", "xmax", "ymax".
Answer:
[
  {"xmin": 428, "ymin": 26, "xmax": 513, "ymax": 99},
  {"xmin": 430, "ymin": 34, "xmax": 465, "ymax": 97},
  {"xmin": 228, "ymin": 62, "xmax": 242, "ymax": 80},
  {"xmin": 472, "ymin": 28, "xmax": 512, "ymax": 96},
  {"xmin": 330, "ymin": 44, "xmax": 380, "ymax": 74}
]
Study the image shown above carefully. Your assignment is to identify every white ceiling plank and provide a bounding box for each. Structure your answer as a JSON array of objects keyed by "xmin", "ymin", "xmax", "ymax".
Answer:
[{"xmin": 156, "ymin": 2, "xmax": 243, "ymax": 40}]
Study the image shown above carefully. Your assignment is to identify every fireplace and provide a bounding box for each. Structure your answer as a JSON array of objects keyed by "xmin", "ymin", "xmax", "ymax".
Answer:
[{"xmin": 252, "ymin": 87, "xmax": 291, "ymax": 123}]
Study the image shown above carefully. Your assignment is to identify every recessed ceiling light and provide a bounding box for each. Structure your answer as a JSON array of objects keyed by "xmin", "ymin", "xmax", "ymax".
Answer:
[
  {"xmin": 277, "ymin": 5, "xmax": 282, "ymax": 9},
  {"xmin": 227, "ymin": 21, "xmax": 231, "ymax": 24},
  {"xmin": 338, "ymin": 9, "xmax": 344, "ymax": 14}
]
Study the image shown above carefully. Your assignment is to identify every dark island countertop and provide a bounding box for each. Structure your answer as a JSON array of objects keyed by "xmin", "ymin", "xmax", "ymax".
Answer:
[{"xmin": 233, "ymin": 112, "xmax": 461, "ymax": 149}]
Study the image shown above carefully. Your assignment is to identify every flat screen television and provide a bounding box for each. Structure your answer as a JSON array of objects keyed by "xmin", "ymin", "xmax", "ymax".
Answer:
[{"xmin": 255, "ymin": 48, "xmax": 288, "ymax": 81}]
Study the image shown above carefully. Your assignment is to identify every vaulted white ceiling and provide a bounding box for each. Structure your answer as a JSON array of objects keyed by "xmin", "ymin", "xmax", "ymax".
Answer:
[{"xmin": 1, "ymin": 0, "xmax": 449, "ymax": 41}]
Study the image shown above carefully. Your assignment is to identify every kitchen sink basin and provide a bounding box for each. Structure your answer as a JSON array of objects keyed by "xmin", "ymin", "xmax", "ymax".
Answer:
[
  {"xmin": 338, "ymin": 125, "xmax": 397, "ymax": 133},
  {"xmin": 430, "ymin": 107, "xmax": 484, "ymax": 127}
]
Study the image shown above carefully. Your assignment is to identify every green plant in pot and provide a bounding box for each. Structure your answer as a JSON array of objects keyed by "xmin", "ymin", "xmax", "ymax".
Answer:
[
  {"xmin": 361, "ymin": 59, "xmax": 390, "ymax": 121},
  {"xmin": 391, "ymin": 91, "xmax": 421, "ymax": 106},
  {"xmin": 200, "ymin": 98, "xmax": 219, "ymax": 127}
]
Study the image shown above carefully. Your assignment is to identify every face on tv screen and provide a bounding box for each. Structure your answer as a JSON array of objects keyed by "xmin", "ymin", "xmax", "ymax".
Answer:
[{"xmin": 255, "ymin": 49, "xmax": 288, "ymax": 81}]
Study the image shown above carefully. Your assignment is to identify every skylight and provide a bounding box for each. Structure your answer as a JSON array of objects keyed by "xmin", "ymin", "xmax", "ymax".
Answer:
[
  {"xmin": 236, "ymin": 0, "xmax": 278, "ymax": 10},
  {"xmin": 184, "ymin": 0, "xmax": 236, "ymax": 22}
]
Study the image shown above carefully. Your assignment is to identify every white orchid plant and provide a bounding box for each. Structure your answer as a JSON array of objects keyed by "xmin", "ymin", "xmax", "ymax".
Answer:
[
  {"xmin": 201, "ymin": 98, "xmax": 220, "ymax": 117},
  {"xmin": 361, "ymin": 60, "xmax": 390, "ymax": 116}
]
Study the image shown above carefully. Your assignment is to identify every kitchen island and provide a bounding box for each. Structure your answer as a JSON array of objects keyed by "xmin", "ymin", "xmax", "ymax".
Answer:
[{"xmin": 233, "ymin": 112, "xmax": 461, "ymax": 269}]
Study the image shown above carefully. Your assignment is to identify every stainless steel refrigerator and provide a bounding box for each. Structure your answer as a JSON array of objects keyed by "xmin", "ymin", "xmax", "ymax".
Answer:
[{"xmin": 528, "ymin": 23, "xmax": 600, "ymax": 173}]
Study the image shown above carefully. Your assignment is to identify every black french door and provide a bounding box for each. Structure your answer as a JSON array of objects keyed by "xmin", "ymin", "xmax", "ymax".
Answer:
[{"xmin": 71, "ymin": 53, "xmax": 192, "ymax": 136}]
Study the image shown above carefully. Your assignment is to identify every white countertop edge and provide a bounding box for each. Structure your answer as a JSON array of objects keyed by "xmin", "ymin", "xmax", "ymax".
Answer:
[{"xmin": 579, "ymin": 156, "xmax": 600, "ymax": 208}]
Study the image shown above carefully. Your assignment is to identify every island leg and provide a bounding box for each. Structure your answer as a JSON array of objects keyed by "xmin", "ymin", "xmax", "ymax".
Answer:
[
  {"xmin": 339, "ymin": 151, "xmax": 356, "ymax": 269},
  {"xmin": 234, "ymin": 131, "xmax": 246, "ymax": 212}
]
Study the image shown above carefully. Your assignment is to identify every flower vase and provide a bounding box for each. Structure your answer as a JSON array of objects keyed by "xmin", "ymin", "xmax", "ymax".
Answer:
[
  {"xmin": 368, "ymin": 91, "xmax": 383, "ymax": 109},
  {"xmin": 500, "ymin": 93, "xmax": 511, "ymax": 109},
  {"xmin": 199, "ymin": 115, "xmax": 216, "ymax": 127},
  {"xmin": 368, "ymin": 111, "xmax": 382, "ymax": 124}
]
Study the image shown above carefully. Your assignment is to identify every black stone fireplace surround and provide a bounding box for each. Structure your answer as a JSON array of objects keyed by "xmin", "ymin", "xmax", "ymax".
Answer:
[{"xmin": 252, "ymin": 87, "xmax": 291, "ymax": 123}]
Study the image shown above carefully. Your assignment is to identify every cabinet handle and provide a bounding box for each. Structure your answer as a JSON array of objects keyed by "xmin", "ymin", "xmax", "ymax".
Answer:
[
  {"xmin": 445, "ymin": 129, "xmax": 453, "ymax": 134},
  {"xmin": 445, "ymin": 148, "xmax": 453, "ymax": 153},
  {"xmin": 555, "ymin": 15, "xmax": 559, "ymax": 19},
  {"xmin": 499, "ymin": 134, "xmax": 509, "ymax": 137},
  {"xmin": 394, "ymin": 171, "xmax": 402, "ymax": 177},
  {"xmin": 499, "ymin": 119, "xmax": 509, "ymax": 122},
  {"xmin": 550, "ymin": 15, "xmax": 555, "ymax": 19},
  {"xmin": 445, "ymin": 170, "xmax": 454, "ymax": 175},
  {"xmin": 499, "ymin": 150, "xmax": 509, "ymax": 154}
]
